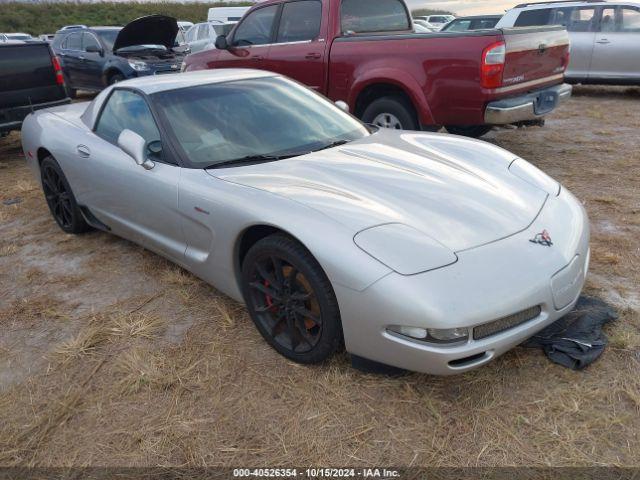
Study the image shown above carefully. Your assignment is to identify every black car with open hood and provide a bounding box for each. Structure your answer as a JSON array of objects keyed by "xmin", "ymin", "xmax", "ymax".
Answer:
[{"xmin": 52, "ymin": 15, "xmax": 188, "ymax": 96}]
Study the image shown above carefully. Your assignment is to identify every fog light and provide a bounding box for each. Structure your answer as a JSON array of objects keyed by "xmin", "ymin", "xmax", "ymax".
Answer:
[
  {"xmin": 388, "ymin": 326, "xmax": 427, "ymax": 340},
  {"xmin": 427, "ymin": 328, "xmax": 469, "ymax": 342}
]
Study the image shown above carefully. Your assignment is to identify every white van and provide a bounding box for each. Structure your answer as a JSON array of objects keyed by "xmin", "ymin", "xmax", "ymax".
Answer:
[{"xmin": 207, "ymin": 7, "xmax": 251, "ymax": 23}]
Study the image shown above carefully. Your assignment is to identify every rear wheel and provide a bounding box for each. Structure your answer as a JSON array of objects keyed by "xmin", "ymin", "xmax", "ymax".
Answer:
[
  {"xmin": 41, "ymin": 156, "xmax": 90, "ymax": 234},
  {"xmin": 361, "ymin": 96, "xmax": 419, "ymax": 131},
  {"xmin": 445, "ymin": 125, "xmax": 493, "ymax": 138},
  {"xmin": 241, "ymin": 234, "xmax": 343, "ymax": 364}
]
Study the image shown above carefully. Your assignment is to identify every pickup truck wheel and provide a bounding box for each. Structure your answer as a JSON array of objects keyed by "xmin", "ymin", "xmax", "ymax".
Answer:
[
  {"xmin": 362, "ymin": 96, "xmax": 419, "ymax": 131},
  {"xmin": 41, "ymin": 156, "xmax": 91, "ymax": 234},
  {"xmin": 445, "ymin": 125, "xmax": 493, "ymax": 138},
  {"xmin": 242, "ymin": 233, "xmax": 343, "ymax": 364}
]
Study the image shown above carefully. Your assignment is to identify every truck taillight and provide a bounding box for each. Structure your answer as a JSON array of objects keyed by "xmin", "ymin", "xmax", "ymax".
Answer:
[
  {"xmin": 52, "ymin": 55, "xmax": 65, "ymax": 86},
  {"xmin": 481, "ymin": 41, "xmax": 505, "ymax": 89},
  {"xmin": 561, "ymin": 49, "xmax": 571, "ymax": 71}
]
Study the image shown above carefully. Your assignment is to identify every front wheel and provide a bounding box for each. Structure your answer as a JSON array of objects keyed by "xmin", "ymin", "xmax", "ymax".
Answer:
[
  {"xmin": 361, "ymin": 96, "xmax": 419, "ymax": 131},
  {"xmin": 445, "ymin": 125, "xmax": 493, "ymax": 138},
  {"xmin": 108, "ymin": 73, "xmax": 125, "ymax": 85},
  {"xmin": 41, "ymin": 156, "xmax": 90, "ymax": 234},
  {"xmin": 241, "ymin": 234, "xmax": 343, "ymax": 364}
]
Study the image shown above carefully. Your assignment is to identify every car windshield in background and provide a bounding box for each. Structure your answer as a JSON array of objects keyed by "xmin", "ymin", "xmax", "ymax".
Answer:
[
  {"xmin": 95, "ymin": 29, "xmax": 120, "ymax": 51},
  {"xmin": 341, "ymin": 0, "xmax": 411, "ymax": 33},
  {"xmin": 153, "ymin": 77, "xmax": 370, "ymax": 168}
]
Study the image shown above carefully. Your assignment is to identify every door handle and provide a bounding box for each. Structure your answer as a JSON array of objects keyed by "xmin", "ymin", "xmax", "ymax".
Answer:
[
  {"xmin": 305, "ymin": 52, "xmax": 321, "ymax": 60},
  {"xmin": 596, "ymin": 39, "xmax": 611, "ymax": 44},
  {"xmin": 76, "ymin": 145, "xmax": 90, "ymax": 158},
  {"xmin": 78, "ymin": 55, "xmax": 86, "ymax": 61},
  {"xmin": 252, "ymin": 55, "xmax": 264, "ymax": 61}
]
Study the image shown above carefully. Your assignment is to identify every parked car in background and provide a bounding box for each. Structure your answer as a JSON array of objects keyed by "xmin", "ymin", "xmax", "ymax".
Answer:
[
  {"xmin": 39, "ymin": 34, "xmax": 56, "ymax": 42},
  {"xmin": 441, "ymin": 15, "xmax": 502, "ymax": 31},
  {"xmin": 185, "ymin": 21, "xmax": 235, "ymax": 53},
  {"xmin": 413, "ymin": 19, "xmax": 438, "ymax": 31},
  {"xmin": 186, "ymin": 0, "xmax": 572, "ymax": 137},
  {"xmin": 0, "ymin": 41, "xmax": 69, "ymax": 136},
  {"xmin": 52, "ymin": 15, "xmax": 186, "ymax": 97},
  {"xmin": 414, "ymin": 14, "xmax": 456, "ymax": 30},
  {"xmin": 177, "ymin": 20, "xmax": 194, "ymax": 32},
  {"xmin": 1, "ymin": 32, "xmax": 36, "ymax": 42},
  {"xmin": 208, "ymin": 7, "xmax": 250, "ymax": 23},
  {"xmin": 21, "ymin": 69, "xmax": 589, "ymax": 375},
  {"xmin": 497, "ymin": 1, "xmax": 640, "ymax": 84}
]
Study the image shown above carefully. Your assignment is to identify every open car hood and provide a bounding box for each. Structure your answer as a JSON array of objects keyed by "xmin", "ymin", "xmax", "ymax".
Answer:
[{"xmin": 113, "ymin": 15, "xmax": 179, "ymax": 52}]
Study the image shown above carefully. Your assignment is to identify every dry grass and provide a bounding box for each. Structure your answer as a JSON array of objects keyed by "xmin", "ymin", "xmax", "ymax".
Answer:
[{"xmin": 0, "ymin": 88, "xmax": 640, "ymax": 468}]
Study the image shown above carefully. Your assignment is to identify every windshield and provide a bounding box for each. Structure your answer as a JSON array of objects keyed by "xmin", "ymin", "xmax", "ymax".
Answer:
[
  {"xmin": 95, "ymin": 29, "xmax": 120, "ymax": 51},
  {"xmin": 153, "ymin": 76, "xmax": 370, "ymax": 168}
]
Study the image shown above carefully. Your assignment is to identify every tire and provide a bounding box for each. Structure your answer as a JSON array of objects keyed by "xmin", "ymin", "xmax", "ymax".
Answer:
[
  {"xmin": 108, "ymin": 73, "xmax": 125, "ymax": 85},
  {"xmin": 40, "ymin": 156, "xmax": 91, "ymax": 234},
  {"xmin": 241, "ymin": 233, "xmax": 343, "ymax": 364},
  {"xmin": 361, "ymin": 95, "xmax": 419, "ymax": 131},
  {"xmin": 445, "ymin": 125, "xmax": 493, "ymax": 138},
  {"xmin": 65, "ymin": 86, "xmax": 77, "ymax": 99}
]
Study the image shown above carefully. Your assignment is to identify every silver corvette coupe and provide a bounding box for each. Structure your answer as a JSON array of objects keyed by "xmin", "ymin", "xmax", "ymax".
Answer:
[{"xmin": 22, "ymin": 70, "xmax": 590, "ymax": 375}]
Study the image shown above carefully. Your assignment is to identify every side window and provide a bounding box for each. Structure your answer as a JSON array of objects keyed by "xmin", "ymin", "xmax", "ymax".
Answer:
[
  {"xmin": 82, "ymin": 33, "xmax": 100, "ymax": 51},
  {"xmin": 185, "ymin": 26, "xmax": 196, "ymax": 42},
  {"xmin": 600, "ymin": 7, "xmax": 616, "ymax": 32},
  {"xmin": 232, "ymin": 5, "xmax": 279, "ymax": 46},
  {"xmin": 95, "ymin": 90, "xmax": 162, "ymax": 160},
  {"xmin": 567, "ymin": 8, "xmax": 596, "ymax": 32},
  {"xmin": 197, "ymin": 24, "xmax": 209, "ymax": 40},
  {"xmin": 514, "ymin": 8, "xmax": 553, "ymax": 27},
  {"xmin": 65, "ymin": 32, "xmax": 82, "ymax": 50},
  {"xmin": 341, "ymin": 0, "xmax": 411, "ymax": 34},
  {"xmin": 276, "ymin": 1, "xmax": 322, "ymax": 43},
  {"xmin": 619, "ymin": 7, "xmax": 640, "ymax": 32}
]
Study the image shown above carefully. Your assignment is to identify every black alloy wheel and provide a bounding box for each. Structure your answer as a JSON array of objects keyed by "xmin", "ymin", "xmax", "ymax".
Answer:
[
  {"xmin": 41, "ymin": 156, "xmax": 90, "ymax": 234},
  {"xmin": 242, "ymin": 234, "xmax": 343, "ymax": 363}
]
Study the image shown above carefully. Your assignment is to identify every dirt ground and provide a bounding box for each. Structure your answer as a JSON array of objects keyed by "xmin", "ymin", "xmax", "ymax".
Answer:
[{"xmin": 0, "ymin": 86, "xmax": 639, "ymax": 468}]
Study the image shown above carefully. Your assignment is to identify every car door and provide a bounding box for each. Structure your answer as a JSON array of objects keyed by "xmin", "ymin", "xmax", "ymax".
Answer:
[
  {"xmin": 215, "ymin": 4, "xmax": 280, "ymax": 69},
  {"xmin": 266, "ymin": 0, "xmax": 327, "ymax": 92},
  {"xmin": 80, "ymin": 32, "xmax": 105, "ymax": 90},
  {"xmin": 549, "ymin": 6, "xmax": 597, "ymax": 80},
  {"xmin": 590, "ymin": 5, "xmax": 640, "ymax": 81},
  {"xmin": 78, "ymin": 88, "xmax": 186, "ymax": 262},
  {"xmin": 58, "ymin": 32, "xmax": 83, "ymax": 87}
]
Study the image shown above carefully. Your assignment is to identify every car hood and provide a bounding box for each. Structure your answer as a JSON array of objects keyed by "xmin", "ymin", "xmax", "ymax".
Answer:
[
  {"xmin": 113, "ymin": 15, "xmax": 179, "ymax": 52},
  {"xmin": 209, "ymin": 130, "xmax": 549, "ymax": 252}
]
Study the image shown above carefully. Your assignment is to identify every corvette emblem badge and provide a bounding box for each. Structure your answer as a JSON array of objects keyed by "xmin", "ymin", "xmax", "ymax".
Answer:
[{"xmin": 530, "ymin": 230, "xmax": 553, "ymax": 247}]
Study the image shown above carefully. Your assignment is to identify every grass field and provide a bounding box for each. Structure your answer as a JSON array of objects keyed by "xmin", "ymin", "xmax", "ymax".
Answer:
[{"xmin": 0, "ymin": 86, "xmax": 639, "ymax": 468}]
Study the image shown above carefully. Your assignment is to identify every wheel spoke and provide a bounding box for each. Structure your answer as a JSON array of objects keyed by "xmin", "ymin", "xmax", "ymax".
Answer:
[
  {"xmin": 256, "ymin": 262, "xmax": 279, "ymax": 288},
  {"xmin": 293, "ymin": 306, "xmax": 321, "ymax": 325},
  {"xmin": 249, "ymin": 281, "xmax": 281, "ymax": 300},
  {"xmin": 272, "ymin": 256, "xmax": 285, "ymax": 286},
  {"xmin": 254, "ymin": 299, "xmax": 281, "ymax": 313},
  {"xmin": 286, "ymin": 315, "xmax": 299, "ymax": 350}
]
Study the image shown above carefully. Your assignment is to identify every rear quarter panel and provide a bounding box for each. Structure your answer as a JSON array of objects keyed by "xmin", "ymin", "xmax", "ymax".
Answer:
[{"xmin": 328, "ymin": 32, "xmax": 504, "ymax": 126}]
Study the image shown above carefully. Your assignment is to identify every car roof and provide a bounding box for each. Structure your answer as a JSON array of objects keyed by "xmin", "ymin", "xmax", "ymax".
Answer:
[
  {"xmin": 453, "ymin": 15, "xmax": 502, "ymax": 19},
  {"xmin": 114, "ymin": 68, "xmax": 278, "ymax": 95}
]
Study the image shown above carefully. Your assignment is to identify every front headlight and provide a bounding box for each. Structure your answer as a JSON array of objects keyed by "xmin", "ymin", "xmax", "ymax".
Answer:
[
  {"xmin": 509, "ymin": 158, "xmax": 560, "ymax": 196},
  {"xmin": 128, "ymin": 60, "xmax": 149, "ymax": 72},
  {"xmin": 354, "ymin": 223, "xmax": 457, "ymax": 275},
  {"xmin": 388, "ymin": 325, "xmax": 469, "ymax": 344}
]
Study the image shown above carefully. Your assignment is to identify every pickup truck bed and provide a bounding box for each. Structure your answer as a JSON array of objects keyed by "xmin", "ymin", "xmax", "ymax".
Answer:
[
  {"xmin": 0, "ymin": 42, "xmax": 69, "ymax": 135},
  {"xmin": 184, "ymin": 0, "xmax": 572, "ymax": 137}
]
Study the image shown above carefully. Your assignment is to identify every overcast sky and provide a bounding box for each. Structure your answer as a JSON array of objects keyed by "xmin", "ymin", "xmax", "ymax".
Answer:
[{"xmin": 406, "ymin": 0, "xmax": 520, "ymax": 15}]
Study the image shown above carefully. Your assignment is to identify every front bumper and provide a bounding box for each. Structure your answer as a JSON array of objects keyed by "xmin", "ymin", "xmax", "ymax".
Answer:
[
  {"xmin": 1, "ymin": 97, "xmax": 70, "ymax": 134},
  {"xmin": 336, "ymin": 186, "xmax": 590, "ymax": 375},
  {"xmin": 484, "ymin": 83, "xmax": 572, "ymax": 125}
]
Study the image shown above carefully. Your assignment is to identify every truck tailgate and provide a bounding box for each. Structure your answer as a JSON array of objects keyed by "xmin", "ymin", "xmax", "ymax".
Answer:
[{"xmin": 501, "ymin": 26, "xmax": 569, "ymax": 92}]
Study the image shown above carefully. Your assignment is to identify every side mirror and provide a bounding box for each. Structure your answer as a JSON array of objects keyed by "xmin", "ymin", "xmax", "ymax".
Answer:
[
  {"xmin": 85, "ymin": 44, "xmax": 103, "ymax": 55},
  {"xmin": 335, "ymin": 100, "xmax": 349, "ymax": 113},
  {"xmin": 117, "ymin": 129, "xmax": 155, "ymax": 170},
  {"xmin": 215, "ymin": 35, "xmax": 229, "ymax": 50}
]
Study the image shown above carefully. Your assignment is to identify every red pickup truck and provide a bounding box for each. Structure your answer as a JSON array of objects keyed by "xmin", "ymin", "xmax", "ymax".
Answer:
[{"xmin": 183, "ymin": 0, "xmax": 572, "ymax": 137}]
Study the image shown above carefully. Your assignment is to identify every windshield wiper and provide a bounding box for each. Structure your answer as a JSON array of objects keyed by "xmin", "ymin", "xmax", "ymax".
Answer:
[
  {"xmin": 312, "ymin": 139, "xmax": 351, "ymax": 153},
  {"xmin": 205, "ymin": 153, "xmax": 300, "ymax": 170}
]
